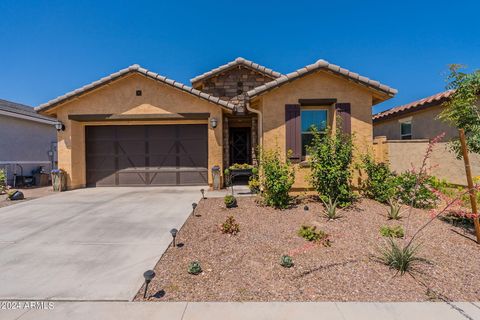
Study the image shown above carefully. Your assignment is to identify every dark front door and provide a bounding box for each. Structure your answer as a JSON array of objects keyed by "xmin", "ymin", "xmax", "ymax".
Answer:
[
  {"xmin": 229, "ymin": 127, "xmax": 251, "ymax": 165},
  {"xmin": 86, "ymin": 124, "xmax": 208, "ymax": 186}
]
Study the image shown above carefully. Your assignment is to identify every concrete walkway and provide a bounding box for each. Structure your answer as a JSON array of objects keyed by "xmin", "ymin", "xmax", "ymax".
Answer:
[
  {"xmin": 0, "ymin": 187, "xmax": 203, "ymax": 301},
  {"xmin": 1, "ymin": 302, "xmax": 479, "ymax": 320}
]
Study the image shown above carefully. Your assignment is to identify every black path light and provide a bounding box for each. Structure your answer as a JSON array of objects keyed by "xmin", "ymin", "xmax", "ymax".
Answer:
[
  {"xmin": 192, "ymin": 202, "xmax": 197, "ymax": 216},
  {"xmin": 200, "ymin": 188, "xmax": 205, "ymax": 199},
  {"xmin": 170, "ymin": 228, "xmax": 178, "ymax": 247},
  {"xmin": 143, "ymin": 270, "xmax": 155, "ymax": 299},
  {"xmin": 304, "ymin": 205, "xmax": 309, "ymax": 211}
]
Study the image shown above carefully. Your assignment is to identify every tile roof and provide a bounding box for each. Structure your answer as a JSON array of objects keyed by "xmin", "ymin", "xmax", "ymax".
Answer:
[
  {"xmin": 35, "ymin": 65, "xmax": 237, "ymax": 112},
  {"xmin": 0, "ymin": 98, "xmax": 56, "ymax": 123},
  {"xmin": 190, "ymin": 57, "xmax": 283, "ymax": 84},
  {"xmin": 373, "ymin": 90, "xmax": 454, "ymax": 122},
  {"xmin": 246, "ymin": 59, "xmax": 397, "ymax": 99}
]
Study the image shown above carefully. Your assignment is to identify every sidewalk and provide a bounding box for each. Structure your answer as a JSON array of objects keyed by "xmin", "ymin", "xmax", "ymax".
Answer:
[{"xmin": 2, "ymin": 301, "xmax": 479, "ymax": 320}]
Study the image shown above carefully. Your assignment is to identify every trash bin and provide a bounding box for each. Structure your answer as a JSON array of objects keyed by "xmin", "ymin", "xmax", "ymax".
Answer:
[
  {"xmin": 51, "ymin": 169, "xmax": 66, "ymax": 191},
  {"xmin": 211, "ymin": 165, "xmax": 221, "ymax": 190}
]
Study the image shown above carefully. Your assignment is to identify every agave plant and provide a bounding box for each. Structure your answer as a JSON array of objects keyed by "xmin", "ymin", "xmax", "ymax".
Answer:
[
  {"xmin": 321, "ymin": 196, "xmax": 341, "ymax": 220},
  {"xmin": 379, "ymin": 239, "xmax": 421, "ymax": 275},
  {"xmin": 187, "ymin": 261, "xmax": 202, "ymax": 275},
  {"xmin": 387, "ymin": 198, "xmax": 402, "ymax": 220},
  {"xmin": 280, "ymin": 255, "xmax": 294, "ymax": 268}
]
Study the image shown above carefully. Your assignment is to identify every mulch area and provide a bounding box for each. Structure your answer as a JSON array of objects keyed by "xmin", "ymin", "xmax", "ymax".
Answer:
[
  {"xmin": 135, "ymin": 196, "xmax": 480, "ymax": 302},
  {"xmin": 0, "ymin": 186, "xmax": 54, "ymax": 208}
]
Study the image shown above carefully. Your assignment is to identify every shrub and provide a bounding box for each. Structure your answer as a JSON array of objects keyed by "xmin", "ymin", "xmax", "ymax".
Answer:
[
  {"xmin": 321, "ymin": 196, "xmax": 341, "ymax": 220},
  {"xmin": 379, "ymin": 239, "xmax": 421, "ymax": 275},
  {"xmin": 248, "ymin": 176, "xmax": 260, "ymax": 194},
  {"xmin": 280, "ymin": 255, "xmax": 294, "ymax": 268},
  {"xmin": 220, "ymin": 216, "xmax": 240, "ymax": 235},
  {"xmin": 187, "ymin": 261, "xmax": 202, "ymax": 275},
  {"xmin": 0, "ymin": 169, "xmax": 6, "ymax": 193},
  {"xmin": 362, "ymin": 156, "xmax": 398, "ymax": 203},
  {"xmin": 387, "ymin": 198, "xmax": 402, "ymax": 220},
  {"xmin": 307, "ymin": 128, "xmax": 354, "ymax": 207},
  {"xmin": 396, "ymin": 171, "xmax": 438, "ymax": 209},
  {"xmin": 380, "ymin": 225, "xmax": 405, "ymax": 238},
  {"xmin": 297, "ymin": 225, "xmax": 330, "ymax": 246},
  {"xmin": 224, "ymin": 195, "xmax": 237, "ymax": 208},
  {"xmin": 259, "ymin": 147, "xmax": 295, "ymax": 208}
]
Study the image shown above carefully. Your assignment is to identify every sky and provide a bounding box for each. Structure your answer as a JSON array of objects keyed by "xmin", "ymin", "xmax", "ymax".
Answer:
[{"xmin": 0, "ymin": 0, "xmax": 479, "ymax": 114}]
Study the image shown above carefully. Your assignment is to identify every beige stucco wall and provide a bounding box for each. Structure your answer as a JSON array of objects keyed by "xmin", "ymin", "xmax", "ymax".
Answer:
[
  {"xmin": 374, "ymin": 138, "xmax": 480, "ymax": 186},
  {"xmin": 373, "ymin": 104, "xmax": 458, "ymax": 141},
  {"xmin": 43, "ymin": 73, "xmax": 225, "ymax": 189},
  {"xmin": 254, "ymin": 71, "xmax": 378, "ymax": 189}
]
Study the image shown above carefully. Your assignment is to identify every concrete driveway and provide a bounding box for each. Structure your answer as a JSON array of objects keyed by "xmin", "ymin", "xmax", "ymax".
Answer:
[{"xmin": 0, "ymin": 187, "xmax": 202, "ymax": 301}]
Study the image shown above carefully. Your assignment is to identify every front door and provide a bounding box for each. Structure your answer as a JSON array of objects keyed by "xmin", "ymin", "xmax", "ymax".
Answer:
[{"xmin": 229, "ymin": 127, "xmax": 251, "ymax": 165}]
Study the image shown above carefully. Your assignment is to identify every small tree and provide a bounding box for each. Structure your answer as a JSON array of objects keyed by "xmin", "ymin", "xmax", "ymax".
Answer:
[
  {"xmin": 439, "ymin": 64, "xmax": 480, "ymax": 156},
  {"xmin": 307, "ymin": 128, "xmax": 354, "ymax": 207},
  {"xmin": 259, "ymin": 147, "xmax": 295, "ymax": 209}
]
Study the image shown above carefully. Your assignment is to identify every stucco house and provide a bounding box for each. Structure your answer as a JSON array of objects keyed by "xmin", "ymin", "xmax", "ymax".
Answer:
[
  {"xmin": 35, "ymin": 57, "xmax": 397, "ymax": 190},
  {"xmin": 373, "ymin": 90, "xmax": 457, "ymax": 140},
  {"xmin": 0, "ymin": 99, "xmax": 57, "ymax": 186}
]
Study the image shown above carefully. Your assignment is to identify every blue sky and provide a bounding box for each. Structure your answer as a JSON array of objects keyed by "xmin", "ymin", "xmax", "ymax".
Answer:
[{"xmin": 0, "ymin": 0, "xmax": 478, "ymax": 114}]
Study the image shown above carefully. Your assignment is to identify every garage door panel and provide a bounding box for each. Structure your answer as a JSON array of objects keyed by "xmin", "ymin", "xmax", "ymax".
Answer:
[{"xmin": 86, "ymin": 124, "xmax": 208, "ymax": 186}]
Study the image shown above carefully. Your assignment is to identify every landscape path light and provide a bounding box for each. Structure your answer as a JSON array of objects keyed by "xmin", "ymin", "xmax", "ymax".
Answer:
[
  {"xmin": 192, "ymin": 202, "xmax": 197, "ymax": 216},
  {"xmin": 143, "ymin": 270, "xmax": 155, "ymax": 299},
  {"xmin": 170, "ymin": 228, "xmax": 178, "ymax": 247}
]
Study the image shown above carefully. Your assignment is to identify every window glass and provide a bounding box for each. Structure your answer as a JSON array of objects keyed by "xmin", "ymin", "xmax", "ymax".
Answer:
[
  {"xmin": 401, "ymin": 122, "xmax": 412, "ymax": 140},
  {"xmin": 301, "ymin": 110, "xmax": 328, "ymax": 156}
]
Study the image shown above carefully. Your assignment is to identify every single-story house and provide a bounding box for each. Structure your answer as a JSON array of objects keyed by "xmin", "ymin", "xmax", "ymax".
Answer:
[
  {"xmin": 36, "ymin": 57, "xmax": 397, "ymax": 190},
  {"xmin": 373, "ymin": 90, "xmax": 457, "ymax": 140},
  {"xmin": 0, "ymin": 99, "xmax": 57, "ymax": 186}
]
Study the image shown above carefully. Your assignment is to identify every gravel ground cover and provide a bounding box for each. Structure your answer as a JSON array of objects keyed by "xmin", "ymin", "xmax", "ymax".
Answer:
[
  {"xmin": 136, "ymin": 197, "xmax": 480, "ymax": 302},
  {"xmin": 0, "ymin": 186, "xmax": 53, "ymax": 208}
]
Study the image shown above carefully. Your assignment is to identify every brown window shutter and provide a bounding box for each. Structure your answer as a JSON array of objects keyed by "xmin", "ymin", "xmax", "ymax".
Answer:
[
  {"xmin": 285, "ymin": 104, "xmax": 301, "ymax": 161},
  {"xmin": 335, "ymin": 103, "xmax": 351, "ymax": 135}
]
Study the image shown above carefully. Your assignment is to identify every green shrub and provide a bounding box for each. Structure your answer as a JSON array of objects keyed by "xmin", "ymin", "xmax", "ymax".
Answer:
[
  {"xmin": 387, "ymin": 198, "xmax": 402, "ymax": 220},
  {"xmin": 220, "ymin": 215, "xmax": 240, "ymax": 235},
  {"xmin": 379, "ymin": 239, "xmax": 421, "ymax": 275},
  {"xmin": 280, "ymin": 255, "xmax": 294, "ymax": 268},
  {"xmin": 187, "ymin": 261, "xmax": 202, "ymax": 275},
  {"xmin": 362, "ymin": 156, "xmax": 398, "ymax": 203},
  {"xmin": 380, "ymin": 225, "xmax": 405, "ymax": 238},
  {"xmin": 224, "ymin": 195, "xmax": 237, "ymax": 208},
  {"xmin": 307, "ymin": 128, "xmax": 354, "ymax": 207},
  {"xmin": 229, "ymin": 163, "xmax": 254, "ymax": 170},
  {"xmin": 248, "ymin": 176, "xmax": 260, "ymax": 194},
  {"xmin": 0, "ymin": 169, "xmax": 6, "ymax": 193},
  {"xmin": 396, "ymin": 171, "xmax": 438, "ymax": 209},
  {"xmin": 297, "ymin": 225, "xmax": 330, "ymax": 246},
  {"xmin": 321, "ymin": 196, "xmax": 341, "ymax": 220},
  {"xmin": 259, "ymin": 147, "xmax": 295, "ymax": 208}
]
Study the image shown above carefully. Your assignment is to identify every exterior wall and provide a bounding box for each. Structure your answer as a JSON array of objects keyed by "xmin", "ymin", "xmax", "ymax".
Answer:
[
  {"xmin": 0, "ymin": 115, "xmax": 56, "ymax": 184},
  {"xmin": 373, "ymin": 137, "xmax": 480, "ymax": 186},
  {"xmin": 192, "ymin": 66, "xmax": 276, "ymax": 105},
  {"xmin": 373, "ymin": 104, "xmax": 458, "ymax": 141},
  {"xmin": 256, "ymin": 71, "xmax": 376, "ymax": 189},
  {"xmin": 43, "ymin": 73, "xmax": 225, "ymax": 189}
]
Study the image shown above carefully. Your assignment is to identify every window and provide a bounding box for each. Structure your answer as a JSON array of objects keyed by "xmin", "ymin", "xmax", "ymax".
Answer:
[
  {"xmin": 301, "ymin": 109, "xmax": 328, "ymax": 156},
  {"xmin": 400, "ymin": 121, "xmax": 412, "ymax": 140}
]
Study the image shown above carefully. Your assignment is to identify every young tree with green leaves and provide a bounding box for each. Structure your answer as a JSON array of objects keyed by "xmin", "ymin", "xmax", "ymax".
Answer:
[{"xmin": 439, "ymin": 64, "xmax": 480, "ymax": 156}]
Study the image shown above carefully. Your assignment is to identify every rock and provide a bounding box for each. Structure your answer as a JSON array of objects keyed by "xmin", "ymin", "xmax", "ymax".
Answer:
[{"xmin": 9, "ymin": 191, "xmax": 24, "ymax": 201}]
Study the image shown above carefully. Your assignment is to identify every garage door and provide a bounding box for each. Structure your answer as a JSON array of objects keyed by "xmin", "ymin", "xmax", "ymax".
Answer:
[{"xmin": 86, "ymin": 124, "xmax": 208, "ymax": 186}]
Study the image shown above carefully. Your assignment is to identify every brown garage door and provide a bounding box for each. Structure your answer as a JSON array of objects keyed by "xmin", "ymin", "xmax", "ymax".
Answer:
[{"xmin": 86, "ymin": 124, "xmax": 208, "ymax": 186}]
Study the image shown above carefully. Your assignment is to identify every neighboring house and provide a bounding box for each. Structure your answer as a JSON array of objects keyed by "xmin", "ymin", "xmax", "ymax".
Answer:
[
  {"xmin": 373, "ymin": 90, "xmax": 457, "ymax": 140},
  {"xmin": 0, "ymin": 99, "xmax": 57, "ymax": 186},
  {"xmin": 36, "ymin": 57, "xmax": 396, "ymax": 190}
]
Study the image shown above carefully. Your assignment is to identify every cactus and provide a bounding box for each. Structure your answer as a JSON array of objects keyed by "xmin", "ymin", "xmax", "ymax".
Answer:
[
  {"xmin": 188, "ymin": 261, "xmax": 202, "ymax": 275},
  {"xmin": 280, "ymin": 255, "xmax": 294, "ymax": 268}
]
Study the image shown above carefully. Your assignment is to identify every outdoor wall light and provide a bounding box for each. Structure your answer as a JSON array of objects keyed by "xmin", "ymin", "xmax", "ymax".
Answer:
[
  {"xmin": 192, "ymin": 202, "xmax": 197, "ymax": 216},
  {"xmin": 55, "ymin": 121, "xmax": 65, "ymax": 131},
  {"xmin": 170, "ymin": 228, "xmax": 178, "ymax": 247},
  {"xmin": 200, "ymin": 188, "xmax": 205, "ymax": 199},
  {"xmin": 143, "ymin": 270, "xmax": 156, "ymax": 299},
  {"xmin": 210, "ymin": 117, "xmax": 218, "ymax": 129}
]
